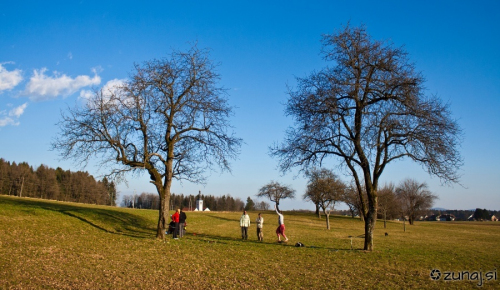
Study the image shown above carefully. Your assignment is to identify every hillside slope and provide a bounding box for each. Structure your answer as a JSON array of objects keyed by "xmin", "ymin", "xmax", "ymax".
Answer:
[{"xmin": 1, "ymin": 195, "xmax": 499, "ymax": 289}]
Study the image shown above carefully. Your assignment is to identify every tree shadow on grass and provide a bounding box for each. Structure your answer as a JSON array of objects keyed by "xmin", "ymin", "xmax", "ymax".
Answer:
[
  {"xmin": 1, "ymin": 196, "xmax": 155, "ymax": 239},
  {"xmin": 55, "ymin": 208, "xmax": 155, "ymax": 239},
  {"xmin": 183, "ymin": 231, "xmax": 366, "ymax": 252},
  {"xmin": 204, "ymin": 214, "xmax": 237, "ymax": 222},
  {"xmin": 182, "ymin": 232, "xmax": 275, "ymax": 246},
  {"xmin": 181, "ymin": 232, "xmax": 350, "ymax": 250}
]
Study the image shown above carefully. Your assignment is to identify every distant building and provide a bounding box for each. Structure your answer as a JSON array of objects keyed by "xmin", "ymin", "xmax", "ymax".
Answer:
[
  {"xmin": 425, "ymin": 214, "xmax": 439, "ymax": 221},
  {"xmin": 425, "ymin": 214, "xmax": 455, "ymax": 221},
  {"xmin": 196, "ymin": 190, "xmax": 203, "ymax": 211},
  {"xmin": 439, "ymin": 214, "xmax": 455, "ymax": 221}
]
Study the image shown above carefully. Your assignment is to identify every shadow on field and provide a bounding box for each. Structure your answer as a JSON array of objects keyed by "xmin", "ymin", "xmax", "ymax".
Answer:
[
  {"xmin": 185, "ymin": 232, "xmax": 365, "ymax": 251},
  {"xmin": 54, "ymin": 208, "xmax": 155, "ymax": 239},
  {"xmin": 204, "ymin": 214, "xmax": 237, "ymax": 222},
  {"xmin": 2, "ymin": 196, "xmax": 154, "ymax": 239}
]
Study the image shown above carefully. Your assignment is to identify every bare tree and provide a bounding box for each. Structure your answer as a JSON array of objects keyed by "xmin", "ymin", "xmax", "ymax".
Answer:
[
  {"xmin": 271, "ymin": 25, "xmax": 462, "ymax": 251},
  {"xmin": 256, "ymin": 181, "xmax": 295, "ymax": 211},
  {"xmin": 304, "ymin": 168, "xmax": 346, "ymax": 230},
  {"xmin": 342, "ymin": 183, "xmax": 368, "ymax": 221},
  {"xmin": 342, "ymin": 185, "xmax": 363, "ymax": 220},
  {"xmin": 396, "ymin": 178, "xmax": 437, "ymax": 225},
  {"xmin": 377, "ymin": 183, "xmax": 398, "ymax": 229},
  {"xmin": 254, "ymin": 201, "xmax": 270, "ymax": 211},
  {"xmin": 53, "ymin": 46, "xmax": 242, "ymax": 238}
]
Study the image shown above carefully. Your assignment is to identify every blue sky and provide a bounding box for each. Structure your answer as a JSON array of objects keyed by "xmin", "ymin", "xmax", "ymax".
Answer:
[{"xmin": 1, "ymin": 1, "xmax": 499, "ymax": 210}]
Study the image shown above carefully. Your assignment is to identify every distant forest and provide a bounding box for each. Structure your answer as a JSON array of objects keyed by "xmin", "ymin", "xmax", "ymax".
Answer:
[
  {"xmin": 0, "ymin": 158, "xmax": 117, "ymax": 206},
  {"xmin": 122, "ymin": 192, "xmax": 270, "ymax": 212}
]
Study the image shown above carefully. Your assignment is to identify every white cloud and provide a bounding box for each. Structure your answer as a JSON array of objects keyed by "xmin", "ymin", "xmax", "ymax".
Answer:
[
  {"xmin": 0, "ymin": 103, "xmax": 28, "ymax": 127},
  {"xmin": 79, "ymin": 78, "xmax": 127, "ymax": 103},
  {"xmin": 24, "ymin": 68, "xmax": 101, "ymax": 101},
  {"xmin": 68, "ymin": 52, "xmax": 73, "ymax": 60},
  {"xmin": 0, "ymin": 116, "xmax": 16, "ymax": 127},
  {"xmin": 102, "ymin": 78, "xmax": 126, "ymax": 96},
  {"xmin": 9, "ymin": 102, "xmax": 28, "ymax": 118},
  {"xmin": 0, "ymin": 63, "xmax": 23, "ymax": 92},
  {"xmin": 79, "ymin": 89, "xmax": 94, "ymax": 100}
]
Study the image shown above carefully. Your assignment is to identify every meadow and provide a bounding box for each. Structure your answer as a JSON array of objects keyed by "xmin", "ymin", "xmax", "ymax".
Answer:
[{"xmin": 1, "ymin": 195, "xmax": 499, "ymax": 289}]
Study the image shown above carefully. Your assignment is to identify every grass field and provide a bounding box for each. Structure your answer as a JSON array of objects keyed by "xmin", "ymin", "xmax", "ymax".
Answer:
[{"xmin": 1, "ymin": 195, "xmax": 499, "ymax": 289}]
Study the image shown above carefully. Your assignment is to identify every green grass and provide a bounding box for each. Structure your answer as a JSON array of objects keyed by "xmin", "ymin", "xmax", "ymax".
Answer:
[{"xmin": 1, "ymin": 195, "xmax": 499, "ymax": 289}]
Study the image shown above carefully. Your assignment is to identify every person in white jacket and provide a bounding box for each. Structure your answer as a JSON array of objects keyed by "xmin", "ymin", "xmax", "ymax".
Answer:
[
  {"xmin": 256, "ymin": 213, "xmax": 264, "ymax": 241},
  {"xmin": 275, "ymin": 205, "xmax": 288, "ymax": 242},
  {"xmin": 240, "ymin": 210, "xmax": 251, "ymax": 240}
]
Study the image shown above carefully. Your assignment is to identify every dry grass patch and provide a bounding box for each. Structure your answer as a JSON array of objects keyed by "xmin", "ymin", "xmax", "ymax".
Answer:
[{"xmin": 1, "ymin": 195, "xmax": 499, "ymax": 289}]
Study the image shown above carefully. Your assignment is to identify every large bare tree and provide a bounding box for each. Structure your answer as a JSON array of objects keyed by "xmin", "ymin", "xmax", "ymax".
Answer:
[
  {"xmin": 256, "ymin": 181, "xmax": 295, "ymax": 211},
  {"xmin": 53, "ymin": 46, "xmax": 242, "ymax": 238},
  {"xmin": 304, "ymin": 168, "xmax": 346, "ymax": 230},
  {"xmin": 271, "ymin": 25, "xmax": 462, "ymax": 251},
  {"xmin": 396, "ymin": 178, "xmax": 437, "ymax": 225}
]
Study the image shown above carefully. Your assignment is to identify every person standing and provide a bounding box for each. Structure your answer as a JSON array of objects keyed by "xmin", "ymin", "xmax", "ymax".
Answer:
[
  {"xmin": 275, "ymin": 205, "xmax": 288, "ymax": 242},
  {"xmin": 172, "ymin": 209, "xmax": 180, "ymax": 240},
  {"xmin": 240, "ymin": 210, "xmax": 250, "ymax": 240},
  {"xmin": 256, "ymin": 213, "xmax": 264, "ymax": 241},
  {"xmin": 179, "ymin": 208, "xmax": 187, "ymax": 238}
]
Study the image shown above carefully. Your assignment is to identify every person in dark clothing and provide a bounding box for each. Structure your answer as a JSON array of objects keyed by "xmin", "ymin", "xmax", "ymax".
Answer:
[
  {"xmin": 179, "ymin": 208, "xmax": 187, "ymax": 238},
  {"xmin": 168, "ymin": 220, "xmax": 175, "ymax": 235}
]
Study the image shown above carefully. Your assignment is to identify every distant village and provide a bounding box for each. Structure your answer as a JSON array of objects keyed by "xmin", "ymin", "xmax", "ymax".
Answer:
[{"xmin": 334, "ymin": 208, "xmax": 500, "ymax": 222}]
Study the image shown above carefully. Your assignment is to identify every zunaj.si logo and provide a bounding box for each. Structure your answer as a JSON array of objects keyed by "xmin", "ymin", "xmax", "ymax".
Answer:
[
  {"xmin": 430, "ymin": 269, "xmax": 441, "ymax": 280},
  {"xmin": 430, "ymin": 269, "xmax": 497, "ymax": 287}
]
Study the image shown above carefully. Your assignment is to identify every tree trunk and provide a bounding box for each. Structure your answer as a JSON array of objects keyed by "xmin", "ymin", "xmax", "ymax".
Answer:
[
  {"xmin": 157, "ymin": 191, "xmax": 169, "ymax": 239},
  {"xmin": 155, "ymin": 157, "xmax": 173, "ymax": 239},
  {"xmin": 363, "ymin": 191, "xmax": 377, "ymax": 251},
  {"xmin": 349, "ymin": 208, "xmax": 355, "ymax": 218},
  {"xmin": 19, "ymin": 176, "xmax": 24, "ymax": 197},
  {"xmin": 363, "ymin": 208, "xmax": 376, "ymax": 251},
  {"xmin": 325, "ymin": 212, "xmax": 330, "ymax": 230},
  {"xmin": 383, "ymin": 209, "xmax": 387, "ymax": 229},
  {"xmin": 315, "ymin": 203, "xmax": 320, "ymax": 218}
]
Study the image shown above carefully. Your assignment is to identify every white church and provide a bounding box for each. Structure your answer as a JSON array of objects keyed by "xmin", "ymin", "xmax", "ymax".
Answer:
[{"xmin": 194, "ymin": 192, "xmax": 210, "ymax": 211}]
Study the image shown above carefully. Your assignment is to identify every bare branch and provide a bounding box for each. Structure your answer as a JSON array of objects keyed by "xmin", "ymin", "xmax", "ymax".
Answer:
[{"xmin": 53, "ymin": 45, "xmax": 242, "ymax": 238}]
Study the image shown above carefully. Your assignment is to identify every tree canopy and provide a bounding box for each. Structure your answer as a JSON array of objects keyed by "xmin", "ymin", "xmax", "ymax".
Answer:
[
  {"xmin": 271, "ymin": 25, "xmax": 462, "ymax": 250},
  {"xmin": 53, "ymin": 46, "xmax": 242, "ymax": 238},
  {"xmin": 0, "ymin": 158, "xmax": 116, "ymax": 205},
  {"xmin": 396, "ymin": 178, "xmax": 437, "ymax": 225},
  {"xmin": 304, "ymin": 168, "xmax": 346, "ymax": 229},
  {"xmin": 256, "ymin": 181, "xmax": 295, "ymax": 211}
]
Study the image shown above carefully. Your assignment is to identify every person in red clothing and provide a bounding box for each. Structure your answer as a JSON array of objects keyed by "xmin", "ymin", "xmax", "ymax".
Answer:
[{"xmin": 171, "ymin": 209, "xmax": 180, "ymax": 239}]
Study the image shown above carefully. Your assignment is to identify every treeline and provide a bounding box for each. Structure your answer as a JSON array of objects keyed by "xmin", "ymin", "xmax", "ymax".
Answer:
[
  {"xmin": 0, "ymin": 158, "xmax": 117, "ymax": 206},
  {"xmin": 427, "ymin": 208, "xmax": 499, "ymax": 221},
  {"xmin": 122, "ymin": 193, "xmax": 269, "ymax": 212},
  {"xmin": 336, "ymin": 208, "xmax": 499, "ymax": 222}
]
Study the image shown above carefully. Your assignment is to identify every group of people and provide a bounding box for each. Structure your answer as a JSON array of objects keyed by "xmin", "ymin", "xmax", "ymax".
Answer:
[
  {"xmin": 168, "ymin": 205, "xmax": 289, "ymax": 243},
  {"xmin": 239, "ymin": 205, "xmax": 288, "ymax": 242},
  {"xmin": 168, "ymin": 208, "xmax": 187, "ymax": 239}
]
